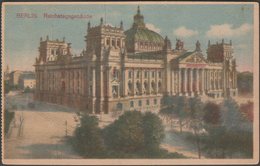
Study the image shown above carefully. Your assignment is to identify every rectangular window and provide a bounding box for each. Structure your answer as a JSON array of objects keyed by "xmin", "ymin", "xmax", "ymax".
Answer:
[
  {"xmin": 138, "ymin": 100, "xmax": 142, "ymax": 107},
  {"xmin": 117, "ymin": 40, "xmax": 120, "ymax": 47},
  {"xmin": 146, "ymin": 100, "xmax": 150, "ymax": 106},
  {"xmin": 158, "ymin": 71, "xmax": 161, "ymax": 78},
  {"xmin": 128, "ymin": 71, "xmax": 132, "ymax": 79},
  {"xmin": 144, "ymin": 71, "xmax": 148, "ymax": 78},
  {"xmin": 136, "ymin": 71, "xmax": 140, "ymax": 78},
  {"xmin": 130, "ymin": 101, "xmax": 134, "ymax": 107},
  {"xmin": 112, "ymin": 39, "xmax": 115, "ymax": 47},
  {"xmin": 154, "ymin": 99, "xmax": 157, "ymax": 105},
  {"xmin": 106, "ymin": 39, "xmax": 110, "ymax": 45},
  {"xmin": 152, "ymin": 71, "xmax": 155, "ymax": 78}
]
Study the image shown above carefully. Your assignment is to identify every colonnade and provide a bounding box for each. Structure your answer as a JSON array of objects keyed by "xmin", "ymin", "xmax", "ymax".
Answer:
[
  {"xmin": 172, "ymin": 68, "xmax": 223, "ymax": 96},
  {"xmin": 124, "ymin": 68, "xmax": 163, "ymax": 97}
]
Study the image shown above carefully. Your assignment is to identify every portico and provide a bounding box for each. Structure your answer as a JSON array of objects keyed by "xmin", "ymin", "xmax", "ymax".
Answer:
[{"xmin": 171, "ymin": 51, "xmax": 224, "ymax": 98}]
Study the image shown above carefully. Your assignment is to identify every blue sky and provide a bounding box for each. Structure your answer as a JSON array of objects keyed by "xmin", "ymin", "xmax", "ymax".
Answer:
[{"xmin": 3, "ymin": 3, "xmax": 254, "ymax": 72}]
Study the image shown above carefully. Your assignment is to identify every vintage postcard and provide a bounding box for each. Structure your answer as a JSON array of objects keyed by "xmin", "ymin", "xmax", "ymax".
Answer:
[{"xmin": 1, "ymin": 1, "xmax": 259, "ymax": 165}]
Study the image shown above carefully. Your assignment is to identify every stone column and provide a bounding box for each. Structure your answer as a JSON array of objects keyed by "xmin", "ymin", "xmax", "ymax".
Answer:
[
  {"xmin": 196, "ymin": 69, "xmax": 199, "ymax": 93},
  {"xmin": 204, "ymin": 69, "xmax": 207, "ymax": 91},
  {"xmin": 201, "ymin": 69, "xmax": 205, "ymax": 95},
  {"xmin": 107, "ymin": 67, "xmax": 112, "ymax": 98},
  {"xmin": 234, "ymin": 70, "xmax": 237, "ymax": 89},
  {"xmin": 92, "ymin": 68, "xmax": 96, "ymax": 97},
  {"xmin": 214, "ymin": 70, "xmax": 217, "ymax": 90},
  {"xmin": 178, "ymin": 69, "xmax": 182, "ymax": 95},
  {"xmin": 110, "ymin": 37, "xmax": 112, "ymax": 47},
  {"xmin": 183, "ymin": 68, "xmax": 187, "ymax": 95},
  {"xmin": 148, "ymin": 69, "xmax": 151, "ymax": 95},
  {"xmin": 133, "ymin": 69, "xmax": 135, "ymax": 96},
  {"xmin": 190, "ymin": 68, "xmax": 194, "ymax": 96},
  {"xmin": 85, "ymin": 68, "xmax": 88, "ymax": 96},
  {"xmin": 124, "ymin": 69, "xmax": 128, "ymax": 96},
  {"xmin": 218, "ymin": 71, "xmax": 221, "ymax": 90},
  {"xmin": 171, "ymin": 70, "xmax": 174, "ymax": 95},
  {"xmin": 141, "ymin": 69, "xmax": 144, "ymax": 95},
  {"xmin": 209, "ymin": 70, "xmax": 211, "ymax": 91},
  {"xmin": 155, "ymin": 69, "xmax": 158, "ymax": 94}
]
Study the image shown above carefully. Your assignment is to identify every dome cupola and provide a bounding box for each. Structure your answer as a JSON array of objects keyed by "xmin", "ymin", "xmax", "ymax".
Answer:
[{"xmin": 125, "ymin": 6, "xmax": 164, "ymax": 53}]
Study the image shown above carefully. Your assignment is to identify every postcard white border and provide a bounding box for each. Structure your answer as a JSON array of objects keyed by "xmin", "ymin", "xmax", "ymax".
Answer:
[{"xmin": 1, "ymin": 1, "xmax": 259, "ymax": 165}]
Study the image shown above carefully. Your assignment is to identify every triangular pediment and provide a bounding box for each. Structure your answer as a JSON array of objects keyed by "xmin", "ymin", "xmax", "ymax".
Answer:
[{"xmin": 180, "ymin": 52, "xmax": 207, "ymax": 64}]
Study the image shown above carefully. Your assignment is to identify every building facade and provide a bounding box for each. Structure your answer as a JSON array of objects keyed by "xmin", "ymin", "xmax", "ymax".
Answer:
[
  {"xmin": 34, "ymin": 7, "xmax": 237, "ymax": 114},
  {"xmin": 9, "ymin": 70, "xmax": 23, "ymax": 88},
  {"xmin": 20, "ymin": 72, "xmax": 36, "ymax": 89}
]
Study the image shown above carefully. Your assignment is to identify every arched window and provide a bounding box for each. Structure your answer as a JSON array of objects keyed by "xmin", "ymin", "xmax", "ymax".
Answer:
[
  {"xmin": 106, "ymin": 38, "xmax": 110, "ymax": 46},
  {"xmin": 117, "ymin": 40, "xmax": 120, "ymax": 47},
  {"xmin": 144, "ymin": 81, "xmax": 148, "ymax": 90},
  {"xmin": 61, "ymin": 81, "xmax": 65, "ymax": 92},
  {"xmin": 151, "ymin": 81, "xmax": 156, "ymax": 91},
  {"xmin": 136, "ymin": 81, "xmax": 141, "ymax": 95},
  {"xmin": 128, "ymin": 70, "xmax": 132, "ymax": 79},
  {"xmin": 144, "ymin": 71, "xmax": 148, "ymax": 78},
  {"xmin": 128, "ymin": 81, "xmax": 133, "ymax": 94},
  {"xmin": 158, "ymin": 81, "xmax": 162, "ymax": 89},
  {"xmin": 136, "ymin": 70, "xmax": 140, "ymax": 78}
]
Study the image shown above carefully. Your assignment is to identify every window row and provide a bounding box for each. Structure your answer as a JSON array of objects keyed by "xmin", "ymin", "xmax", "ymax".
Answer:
[
  {"xmin": 128, "ymin": 70, "xmax": 162, "ymax": 79},
  {"xmin": 130, "ymin": 99, "xmax": 158, "ymax": 107}
]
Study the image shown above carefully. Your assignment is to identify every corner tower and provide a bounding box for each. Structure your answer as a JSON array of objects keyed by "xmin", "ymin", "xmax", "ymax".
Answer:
[{"xmin": 207, "ymin": 39, "xmax": 237, "ymax": 97}]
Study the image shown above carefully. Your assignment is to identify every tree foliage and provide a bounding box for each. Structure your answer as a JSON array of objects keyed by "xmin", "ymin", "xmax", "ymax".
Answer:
[
  {"xmin": 103, "ymin": 111, "xmax": 145, "ymax": 153},
  {"xmin": 240, "ymin": 101, "xmax": 253, "ymax": 122},
  {"xmin": 202, "ymin": 98, "xmax": 253, "ymax": 158},
  {"xmin": 203, "ymin": 102, "xmax": 221, "ymax": 125},
  {"xmin": 73, "ymin": 114, "xmax": 105, "ymax": 157},
  {"xmin": 160, "ymin": 96, "xmax": 189, "ymax": 132},
  {"xmin": 142, "ymin": 112, "xmax": 165, "ymax": 154},
  {"xmin": 237, "ymin": 72, "xmax": 253, "ymax": 95},
  {"xmin": 103, "ymin": 111, "xmax": 166, "ymax": 154},
  {"xmin": 4, "ymin": 109, "xmax": 15, "ymax": 134}
]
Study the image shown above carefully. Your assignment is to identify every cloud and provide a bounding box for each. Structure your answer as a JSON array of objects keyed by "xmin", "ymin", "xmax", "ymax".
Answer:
[
  {"xmin": 146, "ymin": 23, "xmax": 161, "ymax": 33},
  {"xmin": 206, "ymin": 23, "xmax": 252, "ymax": 38},
  {"xmin": 174, "ymin": 26, "xmax": 198, "ymax": 38}
]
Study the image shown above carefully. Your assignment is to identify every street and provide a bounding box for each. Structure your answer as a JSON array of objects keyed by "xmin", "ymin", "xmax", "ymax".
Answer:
[
  {"xmin": 4, "ymin": 92, "xmax": 81, "ymax": 159},
  {"xmin": 4, "ymin": 91, "xmax": 251, "ymax": 159}
]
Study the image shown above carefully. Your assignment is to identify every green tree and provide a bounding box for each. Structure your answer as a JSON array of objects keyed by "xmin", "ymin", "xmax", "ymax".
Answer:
[
  {"xmin": 237, "ymin": 71, "xmax": 253, "ymax": 95},
  {"xmin": 103, "ymin": 111, "xmax": 145, "ymax": 153},
  {"xmin": 4, "ymin": 109, "xmax": 15, "ymax": 134},
  {"xmin": 142, "ymin": 112, "xmax": 165, "ymax": 155},
  {"xmin": 187, "ymin": 97, "xmax": 204, "ymax": 159},
  {"xmin": 73, "ymin": 114, "xmax": 105, "ymax": 157},
  {"xmin": 240, "ymin": 101, "xmax": 253, "ymax": 122},
  {"xmin": 220, "ymin": 98, "xmax": 252, "ymax": 157},
  {"xmin": 24, "ymin": 86, "xmax": 31, "ymax": 93},
  {"xmin": 221, "ymin": 98, "xmax": 243, "ymax": 131},
  {"xmin": 203, "ymin": 99, "xmax": 253, "ymax": 158},
  {"xmin": 203, "ymin": 102, "xmax": 221, "ymax": 125},
  {"xmin": 4, "ymin": 80, "xmax": 10, "ymax": 94},
  {"xmin": 160, "ymin": 96, "xmax": 188, "ymax": 132}
]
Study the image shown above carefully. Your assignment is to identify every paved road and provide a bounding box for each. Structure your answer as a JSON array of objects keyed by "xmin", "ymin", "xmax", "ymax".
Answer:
[
  {"xmin": 4, "ymin": 92, "xmax": 81, "ymax": 159},
  {"xmin": 5, "ymin": 91, "xmax": 250, "ymax": 159}
]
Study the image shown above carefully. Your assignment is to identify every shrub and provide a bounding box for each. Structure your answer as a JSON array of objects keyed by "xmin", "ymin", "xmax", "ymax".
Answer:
[
  {"xmin": 103, "ymin": 111, "xmax": 145, "ymax": 153},
  {"xmin": 73, "ymin": 114, "xmax": 105, "ymax": 157},
  {"xmin": 4, "ymin": 109, "xmax": 15, "ymax": 134}
]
